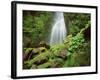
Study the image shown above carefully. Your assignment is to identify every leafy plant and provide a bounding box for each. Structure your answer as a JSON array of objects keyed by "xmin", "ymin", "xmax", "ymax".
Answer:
[{"xmin": 67, "ymin": 33, "xmax": 85, "ymax": 53}]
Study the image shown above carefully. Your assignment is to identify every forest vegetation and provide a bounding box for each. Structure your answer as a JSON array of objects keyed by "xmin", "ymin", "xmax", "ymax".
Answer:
[{"xmin": 23, "ymin": 11, "xmax": 91, "ymax": 69}]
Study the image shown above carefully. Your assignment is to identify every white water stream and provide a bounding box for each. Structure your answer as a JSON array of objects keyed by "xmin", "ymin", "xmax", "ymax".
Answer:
[{"xmin": 50, "ymin": 12, "xmax": 67, "ymax": 46}]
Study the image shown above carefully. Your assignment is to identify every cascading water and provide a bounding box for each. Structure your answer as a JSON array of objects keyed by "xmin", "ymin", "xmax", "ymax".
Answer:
[{"xmin": 50, "ymin": 12, "xmax": 67, "ymax": 46}]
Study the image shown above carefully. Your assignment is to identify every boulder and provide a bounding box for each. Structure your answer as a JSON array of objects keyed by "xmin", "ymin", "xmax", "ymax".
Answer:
[
  {"xmin": 57, "ymin": 49, "xmax": 67, "ymax": 59},
  {"xmin": 39, "ymin": 41, "xmax": 50, "ymax": 49},
  {"xmin": 38, "ymin": 47, "xmax": 46, "ymax": 53},
  {"xmin": 23, "ymin": 48, "xmax": 40, "ymax": 61}
]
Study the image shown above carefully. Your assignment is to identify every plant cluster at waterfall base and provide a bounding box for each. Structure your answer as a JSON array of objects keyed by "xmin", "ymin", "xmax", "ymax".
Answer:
[{"xmin": 23, "ymin": 10, "xmax": 91, "ymax": 69}]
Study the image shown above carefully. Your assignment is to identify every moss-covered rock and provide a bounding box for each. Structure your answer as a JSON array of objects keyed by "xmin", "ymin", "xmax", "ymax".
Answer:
[
  {"xmin": 51, "ymin": 58, "xmax": 64, "ymax": 68},
  {"xmin": 23, "ymin": 62, "xmax": 32, "ymax": 69},
  {"xmin": 23, "ymin": 48, "xmax": 33, "ymax": 61},
  {"xmin": 23, "ymin": 25, "xmax": 91, "ymax": 69},
  {"xmin": 50, "ymin": 44, "xmax": 66, "ymax": 55},
  {"xmin": 58, "ymin": 49, "xmax": 68, "ymax": 59},
  {"xmin": 23, "ymin": 47, "xmax": 47, "ymax": 61},
  {"xmin": 25, "ymin": 51, "xmax": 51, "ymax": 67},
  {"xmin": 31, "ymin": 64, "xmax": 37, "ymax": 69},
  {"xmin": 37, "ymin": 58, "xmax": 64, "ymax": 68},
  {"xmin": 37, "ymin": 61, "xmax": 52, "ymax": 68},
  {"xmin": 39, "ymin": 41, "xmax": 50, "ymax": 49},
  {"xmin": 38, "ymin": 47, "xmax": 46, "ymax": 53},
  {"xmin": 32, "ymin": 48, "xmax": 39, "ymax": 54}
]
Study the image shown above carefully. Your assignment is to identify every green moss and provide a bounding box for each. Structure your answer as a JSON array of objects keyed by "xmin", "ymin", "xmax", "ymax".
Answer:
[
  {"xmin": 37, "ymin": 61, "xmax": 52, "ymax": 68},
  {"xmin": 50, "ymin": 44, "xmax": 66, "ymax": 56},
  {"xmin": 38, "ymin": 58, "xmax": 64, "ymax": 68},
  {"xmin": 23, "ymin": 12, "xmax": 91, "ymax": 69},
  {"xmin": 25, "ymin": 51, "xmax": 51, "ymax": 66},
  {"xmin": 38, "ymin": 47, "xmax": 47, "ymax": 53},
  {"xmin": 24, "ymin": 48, "xmax": 33, "ymax": 54},
  {"xmin": 63, "ymin": 41, "xmax": 90, "ymax": 67}
]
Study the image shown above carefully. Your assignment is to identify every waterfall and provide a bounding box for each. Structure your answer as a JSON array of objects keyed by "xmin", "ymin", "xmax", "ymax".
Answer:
[{"xmin": 50, "ymin": 12, "xmax": 67, "ymax": 46}]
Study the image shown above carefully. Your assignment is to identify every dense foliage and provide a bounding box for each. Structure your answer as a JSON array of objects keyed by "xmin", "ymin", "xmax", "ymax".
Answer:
[
  {"xmin": 23, "ymin": 11, "xmax": 54, "ymax": 47},
  {"xmin": 23, "ymin": 11, "xmax": 91, "ymax": 69},
  {"xmin": 64, "ymin": 13, "xmax": 90, "ymax": 35}
]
